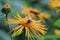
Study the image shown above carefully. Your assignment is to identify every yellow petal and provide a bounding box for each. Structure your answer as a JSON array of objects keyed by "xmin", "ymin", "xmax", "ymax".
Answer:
[
  {"xmin": 38, "ymin": 13, "xmax": 50, "ymax": 22},
  {"xmin": 7, "ymin": 18, "xmax": 19, "ymax": 24},
  {"xmin": 16, "ymin": 12, "xmax": 22, "ymax": 19},
  {"xmin": 56, "ymin": 9, "xmax": 60, "ymax": 13},
  {"xmin": 10, "ymin": 25, "xmax": 22, "ymax": 33},
  {"xmin": 11, "ymin": 25, "xmax": 24, "ymax": 38},
  {"xmin": 25, "ymin": 27, "xmax": 35, "ymax": 40},
  {"xmin": 13, "ymin": 13, "xmax": 22, "ymax": 20}
]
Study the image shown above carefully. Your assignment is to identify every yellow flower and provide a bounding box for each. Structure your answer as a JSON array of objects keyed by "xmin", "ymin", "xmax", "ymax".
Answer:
[
  {"xmin": 48, "ymin": 0, "xmax": 60, "ymax": 9},
  {"xmin": 54, "ymin": 29, "xmax": 60, "ymax": 35},
  {"xmin": 22, "ymin": 6, "xmax": 50, "ymax": 22},
  {"xmin": 22, "ymin": 6, "xmax": 36, "ymax": 18},
  {"xmin": 4, "ymin": 3, "xmax": 11, "ymax": 8},
  {"xmin": 7, "ymin": 13, "xmax": 47, "ymax": 40}
]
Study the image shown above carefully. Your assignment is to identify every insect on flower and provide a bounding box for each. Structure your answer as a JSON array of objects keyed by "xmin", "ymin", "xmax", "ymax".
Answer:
[
  {"xmin": 22, "ymin": 6, "xmax": 50, "ymax": 22},
  {"xmin": 7, "ymin": 13, "xmax": 47, "ymax": 40}
]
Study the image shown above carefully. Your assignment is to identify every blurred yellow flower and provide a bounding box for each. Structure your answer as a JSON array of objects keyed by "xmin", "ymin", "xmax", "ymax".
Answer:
[
  {"xmin": 54, "ymin": 29, "xmax": 60, "ymax": 35},
  {"xmin": 7, "ymin": 13, "xmax": 47, "ymax": 40},
  {"xmin": 4, "ymin": 3, "xmax": 11, "ymax": 8},
  {"xmin": 22, "ymin": 6, "xmax": 50, "ymax": 22},
  {"xmin": 48, "ymin": 0, "xmax": 60, "ymax": 9}
]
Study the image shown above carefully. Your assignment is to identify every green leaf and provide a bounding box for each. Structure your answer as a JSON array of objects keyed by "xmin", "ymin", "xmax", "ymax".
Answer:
[
  {"xmin": 23, "ymin": 0, "xmax": 30, "ymax": 6},
  {"xmin": 54, "ymin": 19, "xmax": 60, "ymax": 27},
  {"xmin": 43, "ymin": 35, "xmax": 60, "ymax": 39}
]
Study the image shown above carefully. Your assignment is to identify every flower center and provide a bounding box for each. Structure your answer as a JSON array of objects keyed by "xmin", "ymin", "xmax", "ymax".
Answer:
[
  {"xmin": 27, "ymin": 19, "xmax": 32, "ymax": 23},
  {"xmin": 18, "ymin": 18, "xmax": 32, "ymax": 27}
]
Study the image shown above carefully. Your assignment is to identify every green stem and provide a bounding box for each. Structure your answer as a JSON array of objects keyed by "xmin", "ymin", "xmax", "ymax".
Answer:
[
  {"xmin": 6, "ymin": 14, "xmax": 8, "ymax": 20},
  {"xmin": 23, "ymin": 27, "xmax": 25, "ymax": 40},
  {"xmin": 6, "ymin": 13, "xmax": 9, "ymax": 31}
]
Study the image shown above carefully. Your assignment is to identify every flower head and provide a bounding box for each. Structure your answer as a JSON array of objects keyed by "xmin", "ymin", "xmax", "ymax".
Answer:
[
  {"xmin": 1, "ymin": 3, "xmax": 11, "ymax": 14},
  {"xmin": 7, "ymin": 13, "xmax": 47, "ymax": 40},
  {"xmin": 22, "ymin": 6, "xmax": 50, "ymax": 22},
  {"xmin": 4, "ymin": 3, "xmax": 11, "ymax": 8},
  {"xmin": 54, "ymin": 29, "xmax": 60, "ymax": 35},
  {"xmin": 48, "ymin": 0, "xmax": 60, "ymax": 9}
]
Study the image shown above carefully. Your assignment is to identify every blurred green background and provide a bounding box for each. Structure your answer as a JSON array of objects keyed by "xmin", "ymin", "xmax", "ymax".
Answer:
[{"xmin": 0, "ymin": 0, "xmax": 60, "ymax": 40}]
